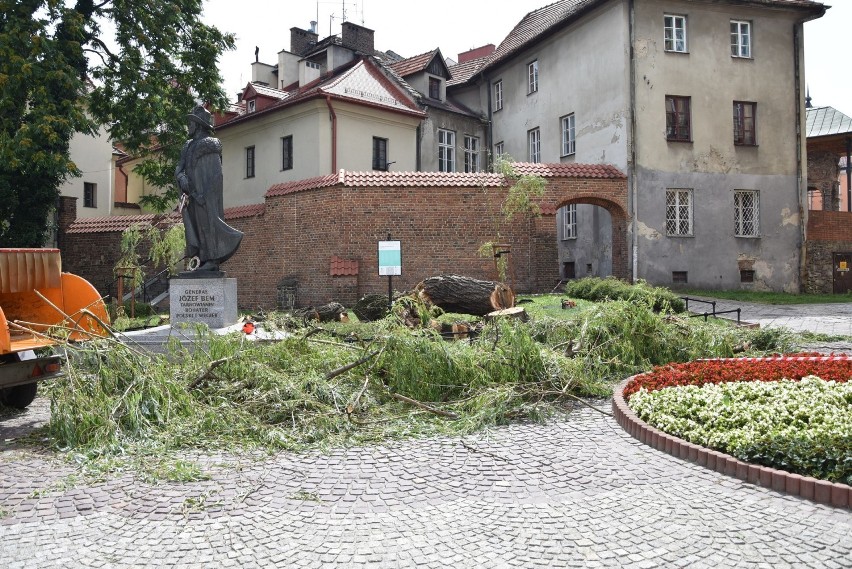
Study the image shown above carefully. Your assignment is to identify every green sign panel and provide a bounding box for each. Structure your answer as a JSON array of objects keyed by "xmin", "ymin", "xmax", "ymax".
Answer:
[{"xmin": 378, "ymin": 240, "xmax": 401, "ymax": 276}]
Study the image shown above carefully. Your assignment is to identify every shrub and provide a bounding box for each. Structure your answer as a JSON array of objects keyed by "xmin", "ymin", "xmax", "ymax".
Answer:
[{"xmin": 565, "ymin": 277, "xmax": 685, "ymax": 313}]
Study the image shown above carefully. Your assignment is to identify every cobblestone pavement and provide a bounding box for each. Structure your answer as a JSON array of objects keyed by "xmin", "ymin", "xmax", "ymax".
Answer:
[
  {"xmin": 685, "ymin": 296, "xmax": 852, "ymax": 337},
  {"xmin": 2, "ymin": 397, "xmax": 850, "ymax": 568}
]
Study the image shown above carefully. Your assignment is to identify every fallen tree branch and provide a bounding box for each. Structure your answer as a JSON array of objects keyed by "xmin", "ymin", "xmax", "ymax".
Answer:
[
  {"xmin": 324, "ymin": 350, "xmax": 381, "ymax": 381},
  {"xmin": 189, "ymin": 356, "xmax": 234, "ymax": 389},
  {"xmin": 346, "ymin": 345, "xmax": 387, "ymax": 415},
  {"xmin": 391, "ymin": 393, "xmax": 459, "ymax": 419}
]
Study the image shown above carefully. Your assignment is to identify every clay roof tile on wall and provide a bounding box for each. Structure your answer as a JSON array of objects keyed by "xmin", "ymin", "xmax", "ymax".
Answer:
[
  {"xmin": 225, "ymin": 203, "xmax": 266, "ymax": 220},
  {"xmin": 264, "ymin": 163, "xmax": 625, "ymax": 199},
  {"xmin": 66, "ymin": 213, "xmax": 179, "ymax": 234},
  {"xmin": 330, "ymin": 255, "xmax": 359, "ymax": 276}
]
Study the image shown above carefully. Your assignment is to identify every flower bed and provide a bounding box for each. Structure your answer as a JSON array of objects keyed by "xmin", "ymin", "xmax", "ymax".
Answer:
[
  {"xmin": 623, "ymin": 354, "xmax": 851, "ymax": 399},
  {"xmin": 624, "ymin": 355, "xmax": 852, "ymax": 485}
]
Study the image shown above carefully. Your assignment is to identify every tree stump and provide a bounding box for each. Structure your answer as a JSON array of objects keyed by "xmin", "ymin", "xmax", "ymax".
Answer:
[
  {"xmin": 416, "ymin": 274, "xmax": 515, "ymax": 316},
  {"xmin": 485, "ymin": 306, "xmax": 528, "ymax": 322}
]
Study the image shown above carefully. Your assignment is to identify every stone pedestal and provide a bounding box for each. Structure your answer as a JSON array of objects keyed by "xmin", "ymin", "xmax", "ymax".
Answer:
[{"xmin": 170, "ymin": 277, "xmax": 238, "ymax": 329}]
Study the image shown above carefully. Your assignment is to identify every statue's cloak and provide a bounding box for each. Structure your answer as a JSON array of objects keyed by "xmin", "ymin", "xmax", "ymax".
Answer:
[{"xmin": 179, "ymin": 137, "xmax": 243, "ymax": 265}]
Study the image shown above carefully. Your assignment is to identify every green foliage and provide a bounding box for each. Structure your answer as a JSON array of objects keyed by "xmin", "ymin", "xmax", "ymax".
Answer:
[
  {"xmin": 630, "ymin": 378, "xmax": 852, "ymax": 484},
  {"xmin": 565, "ymin": 277, "xmax": 686, "ymax": 313},
  {"xmin": 0, "ymin": 0, "xmax": 235, "ymax": 245},
  {"xmin": 479, "ymin": 157, "xmax": 547, "ymax": 282}
]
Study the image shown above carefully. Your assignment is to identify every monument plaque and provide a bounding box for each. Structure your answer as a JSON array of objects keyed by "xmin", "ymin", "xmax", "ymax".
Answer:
[{"xmin": 170, "ymin": 277, "xmax": 237, "ymax": 329}]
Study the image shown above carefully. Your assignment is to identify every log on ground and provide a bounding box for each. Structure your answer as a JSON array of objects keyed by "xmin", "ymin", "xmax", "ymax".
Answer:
[{"xmin": 417, "ymin": 274, "xmax": 515, "ymax": 316}]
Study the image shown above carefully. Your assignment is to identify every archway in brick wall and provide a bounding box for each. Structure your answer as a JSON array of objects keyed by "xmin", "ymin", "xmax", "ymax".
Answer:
[{"xmin": 552, "ymin": 196, "xmax": 629, "ymax": 282}]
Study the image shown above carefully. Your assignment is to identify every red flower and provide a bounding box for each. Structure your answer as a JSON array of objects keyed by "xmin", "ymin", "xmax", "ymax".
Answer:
[{"xmin": 623, "ymin": 354, "xmax": 851, "ymax": 400}]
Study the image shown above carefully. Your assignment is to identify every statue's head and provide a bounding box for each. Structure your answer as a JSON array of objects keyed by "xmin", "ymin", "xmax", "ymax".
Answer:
[{"xmin": 187, "ymin": 105, "xmax": 214, "ymax": 134}]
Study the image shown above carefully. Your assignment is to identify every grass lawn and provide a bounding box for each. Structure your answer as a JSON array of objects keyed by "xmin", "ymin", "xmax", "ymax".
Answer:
[{"xmin": 676, "ymin": 289, "xmax": 852, "ymax": 305}]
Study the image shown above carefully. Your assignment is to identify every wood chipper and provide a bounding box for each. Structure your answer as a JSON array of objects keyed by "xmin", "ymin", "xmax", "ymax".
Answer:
[{"xmin": 0, "ymin": 248, "xmax": 110, "ymax": 408}]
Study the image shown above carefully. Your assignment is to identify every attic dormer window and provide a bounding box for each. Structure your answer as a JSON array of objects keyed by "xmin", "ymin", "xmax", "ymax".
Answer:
[
  {"xmin": 247, "ymin": 99, "xmax": 256, "ymax": 113},
  {"xmin": 429, "ymin": 77, "xmax": 440, "ymax": 100},
  {"xmin": 306, "ymin": 61, "xmax": 321, "ymax": 70}
]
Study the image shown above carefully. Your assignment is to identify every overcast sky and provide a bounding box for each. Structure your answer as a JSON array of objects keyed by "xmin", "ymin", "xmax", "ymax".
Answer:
[{"xmin": 203, "ymin": 0, "xmax": 850, "ymax": 115}]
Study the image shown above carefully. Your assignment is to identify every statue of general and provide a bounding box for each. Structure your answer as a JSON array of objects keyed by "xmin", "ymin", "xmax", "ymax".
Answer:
[{"xmin": 176, "ymin": 106, "xmax": 243, "ymax": 274}]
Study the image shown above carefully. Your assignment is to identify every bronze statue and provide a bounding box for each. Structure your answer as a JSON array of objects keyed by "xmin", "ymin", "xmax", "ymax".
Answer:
[{"xmin": 176, "ymin": 106, "xmax": 243, "ymax": 274}]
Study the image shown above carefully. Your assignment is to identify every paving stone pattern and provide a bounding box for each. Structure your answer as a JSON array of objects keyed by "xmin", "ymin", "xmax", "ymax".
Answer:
[{"xmin": 2, "ymin": 398, "xmax": 850, "ymax": 568}]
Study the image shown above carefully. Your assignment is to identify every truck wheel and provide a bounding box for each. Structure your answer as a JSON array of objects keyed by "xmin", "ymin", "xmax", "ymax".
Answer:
[{"xmin": 0, "ymin": 382, "xmax": 38, "ymax": 409}]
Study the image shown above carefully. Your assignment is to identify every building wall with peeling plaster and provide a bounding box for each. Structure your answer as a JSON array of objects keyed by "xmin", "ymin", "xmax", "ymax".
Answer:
[{"xmin": 631, "ymin": 1, "xmax": 805, "ymax": 291}]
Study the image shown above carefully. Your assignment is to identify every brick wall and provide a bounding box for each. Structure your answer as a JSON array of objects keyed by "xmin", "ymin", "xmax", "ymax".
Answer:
[
  {"xmin": 807, "ymin": 210, "xmax": 852, "ymax": 241},
  {"xmin": 60, "ymin": 173, "xmax": 629, "ymax": 310},
  {"xmin": 805, "ymin": 211, "xmax": 852, "ymax": 293}
]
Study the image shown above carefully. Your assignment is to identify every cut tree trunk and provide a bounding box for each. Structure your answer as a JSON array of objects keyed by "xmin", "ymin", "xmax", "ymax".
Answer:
[
  {"xmin": 485, "ymin": 306, "xmax": 528, "ymax": 322},
  {"xmin": 417, "ymin": 274, "xmax": 515, "ymax": 316},
  {"xmin": 295, "ymin": 302, "xmax": 349, "ymax": 322}
]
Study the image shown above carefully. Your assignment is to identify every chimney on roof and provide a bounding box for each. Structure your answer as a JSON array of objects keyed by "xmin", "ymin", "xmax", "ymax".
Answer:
[
  {"xmin": 310, "ymin": 20, "xmax": 317, "ymax": 34},
  {"xmin": 458, "ymin": 44, "xmax": 496, "ymax": 64},
  {"xmin": 290, "ymin": 26, "xmax": 319, "ymax": 56},
  {"xmin": 341, "ymin": 21, "xmax": 374, "ymax": 54}
]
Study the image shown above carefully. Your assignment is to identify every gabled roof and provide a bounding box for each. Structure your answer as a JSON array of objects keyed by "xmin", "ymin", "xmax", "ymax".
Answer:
[
  {"xmin": 266, "ymin": 163, "xmax": 625, "ymax": 198},
  {"xmin": 218, "ymin": 57, "xmax": 425, "ymax": 130},
  {"xmin": 389, "ymin": 49, "xmax": 450, "ymax": 78},
  {"xmin": 807, "ymin": 106, "xmax": 852, "ymax": 139},
  {"xmin": 478, "ymin": 0, "xmax": 826, "ymax": 76},
  {"xmin": 244, "ymin": 82, "xmax": 289, "ymax": 101}
]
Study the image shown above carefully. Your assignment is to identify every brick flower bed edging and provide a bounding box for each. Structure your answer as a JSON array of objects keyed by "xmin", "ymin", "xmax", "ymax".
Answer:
[{"xmin": 612, "ymin": 361, "xmax": 852, "ymax": 511}]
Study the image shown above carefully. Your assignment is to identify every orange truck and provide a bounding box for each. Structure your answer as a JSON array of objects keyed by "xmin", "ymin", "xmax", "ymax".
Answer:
[{"xmin": 0, "ymin": 248, "xmax": 109, "ymax": 408}]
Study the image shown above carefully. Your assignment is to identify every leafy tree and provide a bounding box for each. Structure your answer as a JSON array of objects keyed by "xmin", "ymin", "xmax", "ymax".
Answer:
[{"xmin": 0, "ymin": 0, "xmax": 234, "ymax": 246}]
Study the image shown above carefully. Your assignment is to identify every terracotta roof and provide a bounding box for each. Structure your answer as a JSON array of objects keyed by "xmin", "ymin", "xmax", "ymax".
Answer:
[
  {"xmin": 330, "ymin": 255, "xmax": 359, "ymax": 276},
  {"xmin": 511, "ymin": 162, "xmax": 626, "ymax": 179},
  {"xmin": 225, "ymin": 203, "xmax": 266, "ymax": 219},
  {"xmin": 389, "ymin": 50, "xmax": 439, "ymax": 77},
  {"xmin": 266, "ymin": 163, "xmax": 625, "ymax": 198},
  {"xmin": 448, "ymin": 56, "xmax": 489, "ymax": 87},
  {"xmin": 267, "ymin": 173, "xmax": 342, "ymax": 197},
  {"xmin": 807, "ymin": 106, "xmax": 852, "ymax": 138},
  {"xmin": 480, "ymin": 0, "xmax": 825, "ymax": 75},
  {"xmin": 66, "ymin": 213, "xmax": 179, "ymax": 234}
]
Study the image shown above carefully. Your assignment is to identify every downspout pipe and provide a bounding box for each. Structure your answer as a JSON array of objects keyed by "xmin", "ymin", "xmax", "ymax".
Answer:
[
  {"xmin": 846, "ymin": 136, "xmax": 851, "ymax": 212},
  {"xmin": 793, "ymin": 23, "xmax": 807, "ymax": 292},
  {"xmin": 628, "ymin": 0, "xmax": 638, "ymax": 283},
  {"xmin": 325, "ymin": 95, "xmax": 337, "ymax": 173}
]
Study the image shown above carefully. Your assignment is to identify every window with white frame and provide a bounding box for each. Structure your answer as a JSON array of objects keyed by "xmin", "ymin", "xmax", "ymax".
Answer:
[
  {"xmin": 664, "ymin": 14, "xmax": 687, "ymax": 52},
  {"xmin": 730, "ymin": 20, "xmax": 751, "ymax": 58},
  {"xmin": 665, "ymin": 189, "xmax": 693, "ymax": 236},
  {"xmin": 464, "ymin": 135, "xmax": 480, "ymax": 173},
  {"xmin": 494, "ymin": 141, "xmax": 504, "ymax": 158},
  {"xmin": 247, "ymin": 99, "xmax": 256, "ymax": 113},
  {"xmin": 493, "ymin": 80, "xmax": 503, "ymax": 111},
  {"xmin": 562, "ymin": 204, "xmax": 577, "ymax": 239},
  {"xmin": 438, "ymin": 129, "xmax": 455, "ymax": 172},
  {"xmin": 734, "ymin": 190, "xmax": 759, "ymax": 237},
  {"xmin": 561, "ymin": 113, "xmax": 576, "ymax": 156},
  {"xmin": 527, "ymin": 60, "xmax": 538, "ymax": 94},
  {"xmin": 528, "ymin": 128, "xmax": 541, "ymax": 163}
]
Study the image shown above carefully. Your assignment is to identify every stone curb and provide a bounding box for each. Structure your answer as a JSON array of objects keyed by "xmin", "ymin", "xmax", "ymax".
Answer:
[{"xmin": 612, "ymin": 376, "xmax": 852, "ymax": 510}]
